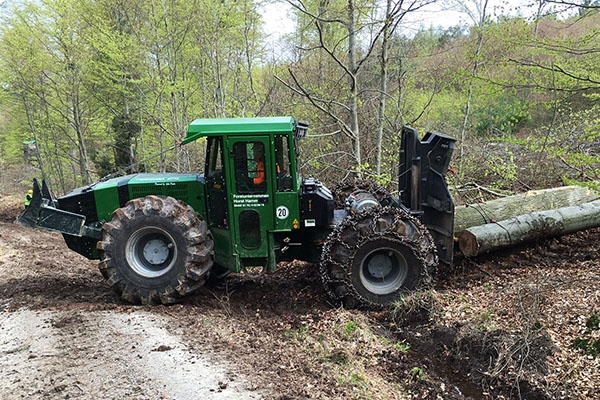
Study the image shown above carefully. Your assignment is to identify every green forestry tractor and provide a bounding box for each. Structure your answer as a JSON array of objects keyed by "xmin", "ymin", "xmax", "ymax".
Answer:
[{"xmin": 16, "ymin": 117, "xmax": 455, "ymax": 308}]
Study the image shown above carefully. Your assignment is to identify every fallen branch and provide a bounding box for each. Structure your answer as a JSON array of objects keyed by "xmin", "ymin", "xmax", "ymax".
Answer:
[{"xmin": 453, "ymin": 182, "xmax": 510, "ymax": 198}]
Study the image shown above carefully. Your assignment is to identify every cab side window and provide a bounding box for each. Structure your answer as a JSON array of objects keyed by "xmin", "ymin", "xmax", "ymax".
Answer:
[
  {"xmin": 275, "ymin": 135, "xmax": 292, "ymax": 192},
  {"xmin": 233, "ymin": 141, "xmax": 267, "ymax": 194},
  {"xmin": 206, "ymin": 137, "xmax": 224, "ymax": 179},
  {"xmin": 205, "ymin": 137, "xmax": 228, "ymax": 228}
]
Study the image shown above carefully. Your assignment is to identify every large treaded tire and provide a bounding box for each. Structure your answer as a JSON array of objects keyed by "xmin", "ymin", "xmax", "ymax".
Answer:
[
  {"xmin": 330, "ymin": 178, "xmax": 395, "ymax": 209},
  {"xmin": 97, "ymin": 195, "xmax": 214, "ymax": 305},
  {"xmin": 319, "ymin": 207, "xmax": 437, "ymax": 309}
]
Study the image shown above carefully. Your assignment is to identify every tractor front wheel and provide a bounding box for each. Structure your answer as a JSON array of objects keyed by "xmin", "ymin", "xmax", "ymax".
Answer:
[
  {"xmin": 319, "ymin": 207, "xmax": 437, "ymax": 308},
  {"xmin": 97, "ymin": 196, "xmax": 214, "ymax": 305}
]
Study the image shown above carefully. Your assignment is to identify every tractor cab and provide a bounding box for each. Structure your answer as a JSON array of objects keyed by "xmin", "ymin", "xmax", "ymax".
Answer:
[{"xmin": 183, "ymin": 117, "xmax": 331, "ymax": 275}]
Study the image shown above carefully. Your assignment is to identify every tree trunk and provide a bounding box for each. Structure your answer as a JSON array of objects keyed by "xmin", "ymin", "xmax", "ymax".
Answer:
[
  {"xmin": 347, "ymin": 0, "xmax": 361, "ymax": 175},
  {"xmin": 458, "ymin": 0, "xmax": 488, "ymax": 162},
  {"xmin": 459, "ymin": 200, "xmax": 600, "ymax": 257},
  {"xmin": 454, "ymin": 185, "xmax": 600, "ymax": 236},
  {"xmin": 71, "ymin": 89, "xmax": 92, "ymax": 185},
  {"xmin": 375, "ymin": 0, "xmax": 392, "ymax": 177}
]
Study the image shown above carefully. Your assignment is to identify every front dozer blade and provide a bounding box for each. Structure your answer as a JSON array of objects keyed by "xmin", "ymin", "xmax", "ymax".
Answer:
[{"xmin": 14, "ymin": 178, "xmax": 87, "ymax": 237}]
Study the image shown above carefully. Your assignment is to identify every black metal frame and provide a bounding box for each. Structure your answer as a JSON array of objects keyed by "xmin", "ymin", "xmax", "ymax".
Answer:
[{"xmin": 399, "ymin": 126, "xmax": 456, "ymax": 266}]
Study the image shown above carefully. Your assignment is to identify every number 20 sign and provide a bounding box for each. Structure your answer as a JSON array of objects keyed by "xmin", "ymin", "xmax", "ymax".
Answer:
[{"xmin": 276, "ymin": 206, "xmax": 289, "ymax": 220}]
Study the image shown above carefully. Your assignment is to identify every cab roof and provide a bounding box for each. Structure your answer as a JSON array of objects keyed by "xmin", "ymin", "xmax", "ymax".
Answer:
[{"xmin": 182, "ymin": 117, "xmax": 296, "ymax": 145}]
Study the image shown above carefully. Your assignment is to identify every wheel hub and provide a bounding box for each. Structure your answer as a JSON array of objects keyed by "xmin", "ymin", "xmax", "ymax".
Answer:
[
  {"xmin": 359, "ymin": 248, "xmax": 408, "ymax": 296},
  {"xmin": 143, "ymin": 239, "xmax": 171, "ymax": 265},
  {"xmin": 126, "ymin": 227, "xmax": 177, "ymax": 278},
  {"xmin": 366, "ymin": 252, "xmax": 393, "ymax": 278}
]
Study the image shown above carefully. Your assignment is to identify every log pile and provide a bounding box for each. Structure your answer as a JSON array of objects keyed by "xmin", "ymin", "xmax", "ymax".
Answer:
[
  {"xmin": 454, "ymin": 185, "xmax": 600, "ymax": 257},
  {"xmin": 454, "ymin": 185, "xmax": 600, "ymax": 236},
  {"xmin": 459, "ymin": 200, "xmax": 600, "ymax": 256}
]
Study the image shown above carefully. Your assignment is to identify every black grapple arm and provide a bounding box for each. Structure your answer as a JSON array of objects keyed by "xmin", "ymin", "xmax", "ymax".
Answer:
[{"xmin": 399, "ymin": 126, "xmax": 456, "ymax": 266}]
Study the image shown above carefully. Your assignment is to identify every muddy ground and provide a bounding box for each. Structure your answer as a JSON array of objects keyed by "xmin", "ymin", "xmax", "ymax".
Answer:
[{"xmin": 0, "ymin": 192, "xmax": 599, "ymax": 399}]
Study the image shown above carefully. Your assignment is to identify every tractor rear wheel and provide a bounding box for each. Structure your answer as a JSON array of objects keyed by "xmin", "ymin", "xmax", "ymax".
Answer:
[
  {"xmin": 97, "ymin": 196, "xmax": 214, "ymax": 305},
  {"xmin": 319, "ymin": 207, "xmax": 437, "ymax": 308}
]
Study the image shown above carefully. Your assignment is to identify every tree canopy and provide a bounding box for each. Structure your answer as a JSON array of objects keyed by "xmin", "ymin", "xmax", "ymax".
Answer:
[{"xmin": 0, "ymin": 0, "xmax": 599, "ymax": 193}]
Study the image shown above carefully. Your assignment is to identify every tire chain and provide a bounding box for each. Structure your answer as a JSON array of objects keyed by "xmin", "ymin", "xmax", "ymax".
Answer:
[
  {"xmin": 330, "ymin": 178, "xmax": 395, "ymax": 209},
  {"xmin": 318, "ymin": 206, "xmax": 437, "ymax": 309}
]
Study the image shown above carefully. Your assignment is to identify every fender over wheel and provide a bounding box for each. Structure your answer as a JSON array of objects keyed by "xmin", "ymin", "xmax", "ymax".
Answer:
[
  {"xmin": 97, "ymin": 196, "xmax": 214, "ymax": 305},
  {"xmin": 319, "ymin": 207, "xmax": 437, "ymax": 309}
]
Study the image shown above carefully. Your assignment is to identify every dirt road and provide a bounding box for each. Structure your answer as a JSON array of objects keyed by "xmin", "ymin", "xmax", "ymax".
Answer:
[
  {"xmin": 0, "ymin": 310, "xmax": 258, "ymax": 399},
  {"xmin": 0, "ymin": 198, "xmax": 264, "ymax": 399}
]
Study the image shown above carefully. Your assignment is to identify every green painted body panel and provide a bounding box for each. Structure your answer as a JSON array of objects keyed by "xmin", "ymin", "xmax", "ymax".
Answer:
[
  {"xmin": 92, "ymin": 173, "xmax": 206, "ymax": 222},
  {"xmin": 273, "ymin": 192, "xmax": 300, "ymax": 231},
  {"xmin": 92, "ymin": 177, "xmax": 122, "ymax": 221},
  {"xmin": 210, "ymin": 227, "xmax": 239, "ymax": 272}
]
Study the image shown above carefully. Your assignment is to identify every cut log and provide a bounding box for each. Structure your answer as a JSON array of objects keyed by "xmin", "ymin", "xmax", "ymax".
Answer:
[
  {"xmin": 458, "ymin": 200, "xmax": 600, "ymax": 257},
  {"xmin": 454, "ymin": 185, "xmax": 600, "ymax": 236}
]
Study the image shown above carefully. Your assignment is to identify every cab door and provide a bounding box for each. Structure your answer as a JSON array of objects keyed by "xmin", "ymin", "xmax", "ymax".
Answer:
[{"xmin": 226, "ymin": 136, "xmax": 274, "ymax": 260}]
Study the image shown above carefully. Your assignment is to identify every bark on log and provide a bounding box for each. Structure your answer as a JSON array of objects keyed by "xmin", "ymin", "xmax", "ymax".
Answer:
[
  {"xmin": 458, "ymin": 200, "xmax": 600, "ymax": 257},
  {"xmin": 454, "ymin": 186, "xmax": 600, "ymax": 236}
]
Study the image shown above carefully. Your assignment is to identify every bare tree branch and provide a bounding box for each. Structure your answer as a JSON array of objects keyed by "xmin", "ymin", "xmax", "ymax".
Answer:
[
  {"xmin": 477, "ymin": 74, "xmax": 598, "ymax": 93},
  {"xmin": 286, "ymin": 0, "xmax": 347, "ymax": 25},
  {"xmin": 508, "ymin": 58, "xmax": 600, "ymax": 85},
  {"xmin": 274, "ymin": 72, "xmax": 356, "ymax": 141},
  {"xmin": 314, "ymin": 18, "xmax": 353, "ymax": 79},
  {"xmin": 542, "ymin": 0, "xmax": 600, "ymax": 9}
]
